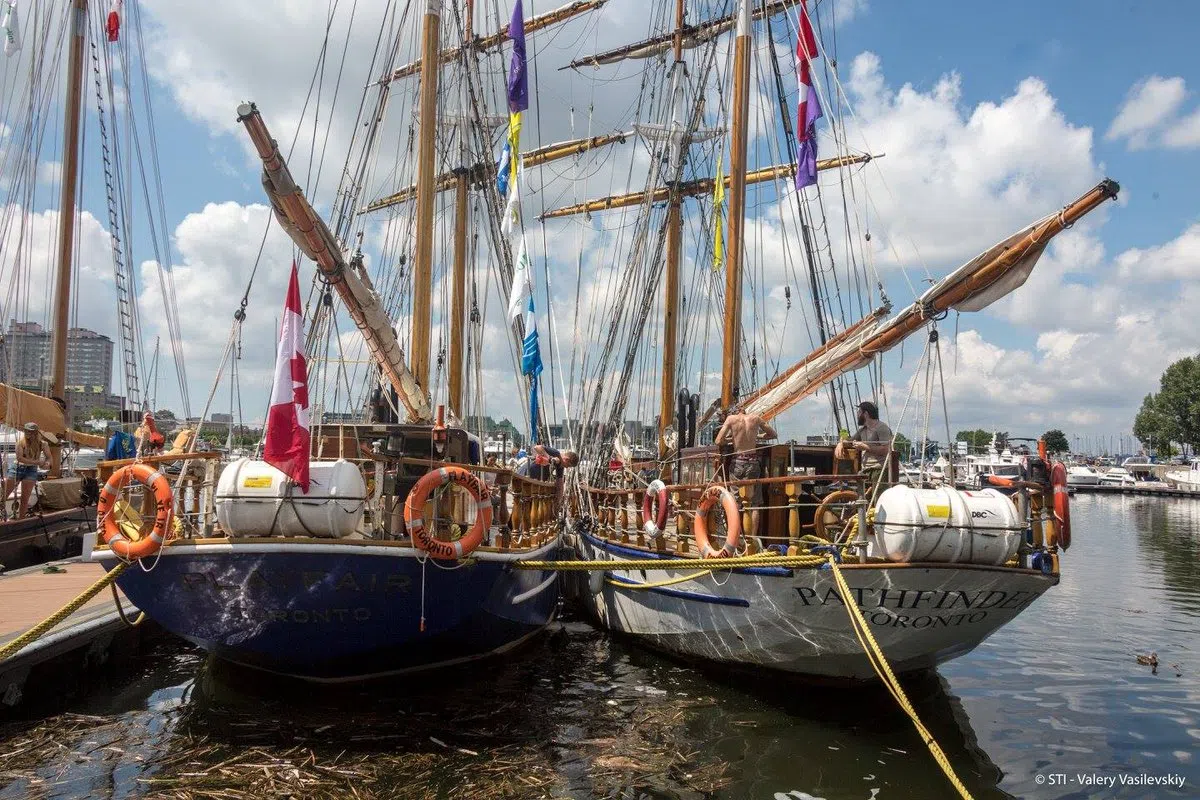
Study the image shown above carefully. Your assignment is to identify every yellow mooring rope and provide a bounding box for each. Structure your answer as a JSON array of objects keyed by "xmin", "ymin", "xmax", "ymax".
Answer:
[
  {"xmin": 513, "ymin": 553, "xmax": 827, "ymax": 571},
  {"xmin": 0, "ymin": 562, "xmax": 131, "ymax": 663},
  {"xmin": 825, "ymin": 556, "xmax": 975, "ymax": 800}
]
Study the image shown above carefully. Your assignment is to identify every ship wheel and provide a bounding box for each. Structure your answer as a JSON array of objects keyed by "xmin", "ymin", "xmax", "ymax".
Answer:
[{"xmin": 814, "ymin": 490, "xmax": 861, "ymax": 542}]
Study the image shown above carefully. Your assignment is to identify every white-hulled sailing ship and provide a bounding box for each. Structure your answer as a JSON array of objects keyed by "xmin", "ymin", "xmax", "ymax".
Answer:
[
  {"xmin": 91, "ymin": 0, "xmax": 605, "ymax": 680},
  {"xmin": 554, "ymin": 0, "xmax": 1117, "ymax": 680}
]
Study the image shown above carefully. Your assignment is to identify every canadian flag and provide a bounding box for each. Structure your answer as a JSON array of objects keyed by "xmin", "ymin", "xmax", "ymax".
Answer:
[
  {"xmin": 263, "ymin": 262, "xmax": 311, "ymax": 492},
  {"xmin": 106, "ymin": 0, "xmax": 121, "ymax": 42}
]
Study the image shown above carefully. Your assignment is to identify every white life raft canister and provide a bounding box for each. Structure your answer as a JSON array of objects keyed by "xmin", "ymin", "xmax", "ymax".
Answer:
[
  {"xmin": 216, "ymin": 458, "xmax": 366, "ymax": 538},
  {"xmin": 869, "ymin": 485, "xmax": 1023, "ymax": 566}
]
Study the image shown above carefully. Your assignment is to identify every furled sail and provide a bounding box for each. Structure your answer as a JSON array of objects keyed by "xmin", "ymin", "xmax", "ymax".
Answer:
[
  {"xmin": 540, "ymin": 153, "xmax": 875, "ymax": 220},
  {"xmin": 236, "ymin": 102, "xmax": 433, "ymax": 423},
  {"xmin": 743, "ymin": 178, "xmax": 1120, "ymax": 421}
]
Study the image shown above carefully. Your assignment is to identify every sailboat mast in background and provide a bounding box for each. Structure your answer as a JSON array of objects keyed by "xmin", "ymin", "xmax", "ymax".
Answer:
[
  {"xmin": 720, "ymin": 0, "xmax": 752, "ymax": 410},
  {"xmin": 50, "ymin": 0, "xmax": 89, "ymax": 407},
  {"xmin": 411, "ymin": 0, "xmax": 443, "ymax": 394},
  {"xmin": 658, "ymin": 0, "xmax": 685, "ymax": 459},
  {"xmin": 448, "ymin": 0, "xmax": 474, "ymax": 416}
]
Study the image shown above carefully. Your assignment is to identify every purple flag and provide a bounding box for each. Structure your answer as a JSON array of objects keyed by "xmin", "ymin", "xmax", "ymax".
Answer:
[
  {"xmin": 795, "ymin": 60, "xmax": 823, "ymax": 190},
  {"xmin": 506, "ymin": 0, "xmax": 528, "ymax": 114}
]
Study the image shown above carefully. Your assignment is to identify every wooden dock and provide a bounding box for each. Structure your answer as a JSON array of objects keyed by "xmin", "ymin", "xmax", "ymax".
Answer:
[
  {"xmin": 1070, "ymin": 483, "xmax": 1200, "ymax": 498},
  {"xmin": 0, "ymin": 558, "xmax": 154, "ymax": 712}
]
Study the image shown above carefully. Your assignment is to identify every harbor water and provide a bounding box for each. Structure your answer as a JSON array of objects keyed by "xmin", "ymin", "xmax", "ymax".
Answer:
[{"xmin": 2, "ymin": 493, "xmax": 1197, "ymax": 799}]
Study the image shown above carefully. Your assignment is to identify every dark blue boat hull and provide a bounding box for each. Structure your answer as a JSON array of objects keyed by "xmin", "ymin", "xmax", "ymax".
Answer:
[{"xmin": 103, "ymin": 544, "xmax": 560, "ymax": 681}]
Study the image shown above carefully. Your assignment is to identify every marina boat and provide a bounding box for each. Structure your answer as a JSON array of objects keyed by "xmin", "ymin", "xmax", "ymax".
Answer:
[
  {"xmin": 557, "ymin": 0, "xmax": 1117, "ymax": 680},
  {"xmin": 1067, "ymin": 465, "xmax": 1103, "ymax": 486},
  {"xmin": 1099, "ymin": 467, "xmax": 1135, "ymax": 486},
  {"xmin": 1164, "ymin": 458, "xmax": 1200, "ymax": 490},
  {"xmin": 90, "ymin": 0, "xmax": 601, "ymax": 680}
]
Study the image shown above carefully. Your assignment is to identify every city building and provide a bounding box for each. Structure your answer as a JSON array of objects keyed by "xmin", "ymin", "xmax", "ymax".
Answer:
[{"xmin": 0, "ymin": 321, "xmax": 115, "ymax": 406}]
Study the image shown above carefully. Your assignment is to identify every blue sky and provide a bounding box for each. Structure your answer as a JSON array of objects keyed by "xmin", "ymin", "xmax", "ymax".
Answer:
[{"xmin": 5, "ymin": 0, "xmax": 1199, "ymax": 448}]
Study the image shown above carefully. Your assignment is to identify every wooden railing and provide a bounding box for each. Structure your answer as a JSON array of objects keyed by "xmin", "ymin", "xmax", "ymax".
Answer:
[{"xmin": 585, "ymin": 473, "xmax": 866, "ymax": 556}]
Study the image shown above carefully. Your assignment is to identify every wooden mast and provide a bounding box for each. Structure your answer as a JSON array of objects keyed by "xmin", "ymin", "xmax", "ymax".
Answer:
[
  {"xmin": 658, "ymin": 0, "xmax": 685, "ymax": 459},
  {"xmin": 50, "ymin": 0, "xmax": 88, "ymax": 407},
  {"xmin": 448, "ymin": 0, "xmax": 473, "ymax": 416},
  {"xmin": 720, "ymin": 0, "xmax": 752, "ymax": 410},
  {"xmin": 411, "ymin": 0, "xmax": 442, "ymax": 396}
]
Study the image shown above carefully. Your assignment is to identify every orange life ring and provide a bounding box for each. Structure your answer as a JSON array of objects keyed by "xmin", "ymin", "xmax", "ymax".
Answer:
[
  {"xmin": 692, "ymin": 485, "xmax": 742, "ymax": 558},
  {"xmin": 97, "ymin": 463, "xmax": 174, "ymax": 559},
  {"xmin": 641, "ymin": 479, "xmax": 669, "ymax": 538},
  {"xmin": 404, "ymin": 466, "xmax": 492, "ymax": 560},
  {"xmin": 1050, "ymin": 461, "xmax": 1071, "ymax": 550}
]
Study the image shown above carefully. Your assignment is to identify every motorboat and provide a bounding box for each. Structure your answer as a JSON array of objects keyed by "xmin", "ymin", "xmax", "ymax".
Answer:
[
  {"xmin": 1164, "ymin": 458, "xmax": 1200, "ymax": 490},
  {"xmin": 1066, "ymin": 465, "xmax": 1102, "ymax": 486}
]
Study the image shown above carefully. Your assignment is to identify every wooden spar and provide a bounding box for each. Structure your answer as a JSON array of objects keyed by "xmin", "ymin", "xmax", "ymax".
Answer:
[
  {"xmin": 658, "ymin": 0, "xmax": 685, "ymax": 460},
  {"xmin": 411, "ymin": 0, "xmax": 441, "ymax": 394},
  {"xmin": 748, "ymin": 178, "xmax": 1121, "ymax": 421},
  {"xmin": 359, "ymin": 132, "xmax": 632, "ymax": 214},
  {"xmin": 565, "ymin": 0, "xmax": 794, "ymax": 70},
  {"xmin": 236, "ymin": 103, "xmax": 432, "ymax": 421},
  {"xmin": 448, "ymin": 0, "xmax": 473, "ymax": 416},
  {"xmin": 50, "ymin": 0, "xmax": 87, "ymax": 406},
  {"xmin": 721, "ymin": 0, "xmax": 752, "ymax": 410},
  {"xmin": 386, "ymin": 0, "xmax": 606, "ymax": 81},
  {"xmin": 539, "ymin": 153, "xmax": 876, "ymax": 220}
]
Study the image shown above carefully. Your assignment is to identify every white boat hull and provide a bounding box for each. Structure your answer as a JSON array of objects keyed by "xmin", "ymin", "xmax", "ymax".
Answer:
[
  {"xmin": 1164, "ymin": 470, "xmax": 1200, "ymax": 489},
  {"xmin": 577, "ymin": 533, "xmax": 1056, "ymax": 681}
]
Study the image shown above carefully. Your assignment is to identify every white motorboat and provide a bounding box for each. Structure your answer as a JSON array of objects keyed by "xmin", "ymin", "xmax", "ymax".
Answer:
[
  {"xmin": 1099, "ymin": 467, "xmax": 1135, "ymax": 486},
  {"xmin": 1164, "ymin": 458, "xmax": 1200, "ymax": 490},
  {"xmin": 1066, "ymin": 465, "xmax": 1102, "ymax": 486}
]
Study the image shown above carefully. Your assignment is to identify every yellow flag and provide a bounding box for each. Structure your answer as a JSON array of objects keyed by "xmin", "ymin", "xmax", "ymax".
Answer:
[
  {"xmin": 508, "ymin": 112, "xmax": 522, "ymax": 188},
  {"xmin": 712, "ymin": 155, "xmax": 725, "ymax": 271}
]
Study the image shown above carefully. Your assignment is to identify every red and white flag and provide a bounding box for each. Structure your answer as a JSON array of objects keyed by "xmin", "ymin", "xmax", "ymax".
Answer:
[
  {"xmin": 263, "ymin": 262, "xmax": 311, "ymax": 492},
  {"xmin": 106, "ymin": 0, "xmax": 121, "ymax": 42}
]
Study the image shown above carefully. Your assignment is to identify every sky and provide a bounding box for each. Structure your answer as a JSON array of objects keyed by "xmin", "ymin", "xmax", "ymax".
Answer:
[{"xmin": 1, "ymin": 0, "xmax": 1198, "ymax": 453}]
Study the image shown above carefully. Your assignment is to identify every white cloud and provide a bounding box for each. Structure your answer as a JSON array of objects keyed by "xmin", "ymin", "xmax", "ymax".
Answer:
[{"xmin": 1107, "ymin": 74, "xmax": 1200, "ymax": 150}]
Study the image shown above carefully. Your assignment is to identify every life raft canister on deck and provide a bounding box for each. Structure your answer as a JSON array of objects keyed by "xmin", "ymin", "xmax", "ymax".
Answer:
[
  {"xmin": 215, "ymin": 458, "xmax": 367, "ymax": 537},
  {"xmin": 869, "ymin": 485, "xmax": 1023, "ymax": 566}
]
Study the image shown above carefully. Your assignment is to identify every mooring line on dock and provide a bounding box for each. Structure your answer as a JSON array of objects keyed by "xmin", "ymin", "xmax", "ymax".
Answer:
[
  {"xmin": 826, "ymin": 556, "xmax": 974, "ymax": 800},
  {"xmin": 0, "ymin": 563, "xmax": 131, "ymax": 663}
]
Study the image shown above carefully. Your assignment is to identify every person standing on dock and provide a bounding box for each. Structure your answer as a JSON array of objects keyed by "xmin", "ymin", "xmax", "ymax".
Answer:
[
  {"xmin": 715, "ymin": 405, "xmax": 778, "ymax": 538},
  {"xmin": 11, "ymin": 423, "xmax": 50, "ymax": 518},
  {"xmin": 835, "ymin": 401, "xmax": 893, "ymax": 491}
]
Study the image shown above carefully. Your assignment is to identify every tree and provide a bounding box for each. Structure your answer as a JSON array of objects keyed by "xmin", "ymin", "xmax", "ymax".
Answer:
[
  {"xmin": 1134, "ymin": 356, "xmax": 1200, "ymax": 452},
  {"xmin": 955, "ymin": 429, "xmax": 990, "ymax": 451},
  {"xmin": 154, "ymin": 409, "xmax": 177, "ymax": 421},
  {"xmin": 892, "ymin": 433, "xmax": 912, "ymax": 461},
  {"xmin": 89, "ymin": 406, "xmax": 118, "ymax": 421},
  {"xmin": 1042, "ymin": 429, "xmax": 1070, "ymax": 454}
]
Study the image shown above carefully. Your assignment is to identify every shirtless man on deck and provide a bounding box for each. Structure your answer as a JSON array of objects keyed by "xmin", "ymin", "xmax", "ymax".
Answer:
[{"xmin": 714, "ymin": 406, "xmax": 777, "ymax": 538}]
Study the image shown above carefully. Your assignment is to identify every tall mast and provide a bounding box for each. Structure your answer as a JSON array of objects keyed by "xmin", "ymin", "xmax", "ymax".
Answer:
[
  {"xmin": 411, "ymin": 0, "xmax": 442, "ymax": 394},
  {"xmin": 448, "ymin": 0, "xmax": 473, "ymax": 415},
  {"xmin": 720, "ymin": 0, "xmax": 752, "ymax": 410},
  {"xmin": 658, "ymin": 0, "xmax": 685, "ymax": 458},
  {"xmin": 50, "ymin": 0, "xmax": 88, "ymax": 406}
]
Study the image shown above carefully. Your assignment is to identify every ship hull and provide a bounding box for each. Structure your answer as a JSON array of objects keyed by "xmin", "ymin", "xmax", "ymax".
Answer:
[
  {"xmin": 577, "ymin": 532, "xmax": 1056, "ymax": 681},
  {"xmin": 94, "ymin": 539, "xmax": 561, "ymax": 682}
]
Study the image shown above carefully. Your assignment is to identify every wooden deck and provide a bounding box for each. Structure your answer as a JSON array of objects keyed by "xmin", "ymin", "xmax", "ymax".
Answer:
[
  {"xmin": 0, "ymin": 558, "xmax": 151, "ymax": 711},
  {"xmin": 1071, "ymin": 483, "xmax": 1200, "ymax": 498}
]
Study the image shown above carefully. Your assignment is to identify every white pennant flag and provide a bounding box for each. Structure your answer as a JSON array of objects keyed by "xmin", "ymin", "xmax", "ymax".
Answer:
[
  {"xmin": 3, "ymin": 1, "xmax": 21, "ymax": 57},
  {"xmin": 500, "ymin": 178, "xmax": 521, "ymax": 237},
  {"xmin": 507, "ymin": 237, "xmax": 533, "ymax": 321}
]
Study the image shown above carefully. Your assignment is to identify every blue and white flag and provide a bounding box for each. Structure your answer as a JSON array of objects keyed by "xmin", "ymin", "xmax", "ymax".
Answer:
[
  {"xmin": 507, "ymin": 237, "xmax": 532, "ymax": 320},
  {"xmin": 521, "ymin": 295, "xmax": 543, "ymax": 441},
  {"xmin": 3, "ymin": 0, "xmax": 21, "ymax": 57},
  {"xmin": 496, "ymin": 140, "xmax": 512, "ymax": 197}
]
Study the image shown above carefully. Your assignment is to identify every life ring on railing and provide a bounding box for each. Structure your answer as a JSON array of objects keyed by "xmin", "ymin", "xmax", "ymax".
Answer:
[
  {"xmin": 97, "ymin": 463, "xmax": 174, "ymax": 560},
  {"xmin": 692, "ymin": 485, "xmax": 741, "ymax": 558},
  {"xmin": 1050, "ymin": 461, "xmax": 1071, "ymax": 550},
  {"xmin": 641, "ymin": 479, "xmax": 669, "ymax": 538},
  {"xmin": 404, "ymin": 466, "xmax": 492, "ymax": 560}
]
